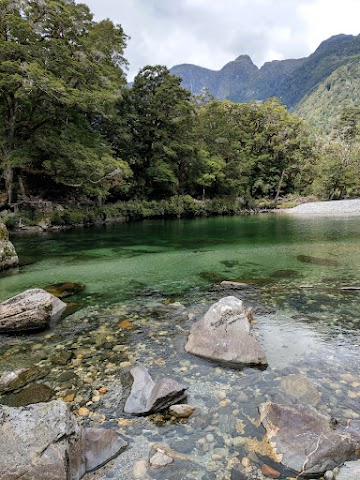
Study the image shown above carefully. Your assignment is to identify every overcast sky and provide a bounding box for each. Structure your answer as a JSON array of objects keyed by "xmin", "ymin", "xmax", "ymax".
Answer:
[{"xmin": 79, "ymin": 0, "xmax": 360, "ymax": 80}]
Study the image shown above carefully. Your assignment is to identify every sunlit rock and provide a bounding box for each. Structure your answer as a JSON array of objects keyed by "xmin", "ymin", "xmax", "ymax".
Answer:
[
  {"xmin": 0, "ymin": 288, "xmax": 66, "ymax": 332},
  {"xmin": 185, "ymin": 296, "xmax": 267, "ymax": 367}
]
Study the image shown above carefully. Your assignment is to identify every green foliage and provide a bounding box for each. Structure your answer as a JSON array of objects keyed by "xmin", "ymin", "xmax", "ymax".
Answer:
[
  {"xmin": 0, "ymin": 0, "xmax": 129, "ymax": 202},
  {"xmin": 294, "ymin": 57, "xmax": 360, "ymax": 134},
  {"xmin": 194, "ymin": 98, "xmax": 313, "ymax": 201},
  {"xmin": 127, "ymin": 66, "xmax": 197, "ymax": 198},
  {"xmin": 2, "ymin": 0, "xmax": 356, "ymax": 223}
]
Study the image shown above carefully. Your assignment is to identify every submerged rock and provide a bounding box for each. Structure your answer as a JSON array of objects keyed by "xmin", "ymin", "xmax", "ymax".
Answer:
[
  {"xmin": 0, "ymin": 383, "xmax": 54, "ymax": 407},
  {"xmin": 0, "ymin": 221, "xmax": 18, "ymax": 271},
  {"xmin": 0, "ymin": 288, "xmax": 67, "ymax": 332},
  {"xmin": 45, "ymin": 282, "xmax": 86, "ymax": 299},
  {"xmin": 0, "ymin": 400, "xmax": 127, "ymax": 480},
  {"xmin": 150, "ymin": 449, "xmax": 174, "ymax": 468},
  {"xmin": 296, "ymin": 254, "xmax": 339, "ymax": 267},
  {"xmin": 185, "ymin": 296, "xmax": 267, "ymax": 368},
  {"xmin": 0, "ymin": 366, "xmax": 49, "ymax": 394},
  {"xmin": 280, "ymin": 374, "xmax": 321, "ymax": 406},
  {"xmin": 259, "ymin": 402, "xmax": 360, "ymax": 476},
  {"xmin": 124, "ymin": 365, "xmax": 187, "ymax": 415}
]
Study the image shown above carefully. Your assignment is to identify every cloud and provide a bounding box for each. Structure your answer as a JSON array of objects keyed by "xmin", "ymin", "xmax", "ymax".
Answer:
[{"xmin": 79, "ymin": 0, "xmax": 359, "ymax": 80}]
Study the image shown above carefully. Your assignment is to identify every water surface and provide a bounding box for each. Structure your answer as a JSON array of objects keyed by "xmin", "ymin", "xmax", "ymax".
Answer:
[{"xmin": 1, "ymin": 214, "xmax": 360, "ymax": 480}]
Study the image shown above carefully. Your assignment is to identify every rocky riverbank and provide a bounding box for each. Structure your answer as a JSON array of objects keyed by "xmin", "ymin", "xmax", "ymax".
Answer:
[{"xmin": 1, "ymin": 282, "xmax": 360, "ymax": 479}]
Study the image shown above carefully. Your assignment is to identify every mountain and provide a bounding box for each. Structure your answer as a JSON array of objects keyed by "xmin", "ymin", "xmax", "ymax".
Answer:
[
  {"xmin": 293, "ymin": 56, "xmax": 360, "ymax": 133},
  {"xmin": 171, "ymin": 55, "xmax": 305, "ymax": 104},
  {"xmin": 170, "ymin": 34, "xmax": 360, "ymax": 110}
]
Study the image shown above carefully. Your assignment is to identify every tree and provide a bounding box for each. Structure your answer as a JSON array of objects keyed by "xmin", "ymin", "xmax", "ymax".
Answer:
[
  {"xmin": 194, "ymin": 98, "xmax": 313, "ymax": 202},
  {"xmin": 128, "ymin": 66, "xmax": 197, "ymax": 198},
  {"xmin": 313, "ymin": 108, "xmax": 360, "ymax": 200},
  {"xmin": 0, "ymin": 0, "xmax": 129, "ymax": 204}
]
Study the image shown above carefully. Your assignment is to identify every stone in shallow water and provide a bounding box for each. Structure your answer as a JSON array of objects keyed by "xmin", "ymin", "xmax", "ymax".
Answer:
[
  {"xmin": 124, "ymin": 365, "xmax": 187, "ymax": 415},
  {"xmin": 0, "ymin": 383, "xmax": 55, "ymax": 407},
  {"xmin": 0, "ymin": 366, "xmax": 49, "ymax": 394},
  {"xmin": 150, "ymin": 449, "xmax": 174, "ymax": 468},
  {"xmin": 296, "ymin": 254, "xmax": 339, "ymax": 267},
  {"xmin": 0, "ymin": 288, "xmax": 66, "ymax": 332},
  {"xmin": 168, "ymin": 404, "xmax": 195, "ymax": 418},
  {"xmin": 45, "ymin": 282, "xmax": 85, "ymax": 299},
  {"xmin": 185, "ymin": 296, "xmax": 267, "ymax": 368},
  {"xmin": 259, "ymin": 402, "xmax": 360, "ymax": 476},
  {"xmin": 0, "ymin": 400, "xmax": 127, "ymax": 480}
]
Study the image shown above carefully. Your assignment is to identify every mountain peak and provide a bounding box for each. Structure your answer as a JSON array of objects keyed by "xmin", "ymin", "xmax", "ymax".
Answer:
[{"xmin": 234, "ymin": 54, "xmax": 253, "ymax": 63}]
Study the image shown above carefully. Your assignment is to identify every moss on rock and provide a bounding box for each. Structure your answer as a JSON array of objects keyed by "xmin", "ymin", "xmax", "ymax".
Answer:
[{"xmin": 0, "ymin": 221, "xmax": 19, "ymax": 270}]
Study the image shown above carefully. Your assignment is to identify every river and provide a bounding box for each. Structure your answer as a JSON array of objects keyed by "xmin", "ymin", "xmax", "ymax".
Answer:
[{"xmin": 1, "ymin": 214, "xmax": 360, "ymax": 479}]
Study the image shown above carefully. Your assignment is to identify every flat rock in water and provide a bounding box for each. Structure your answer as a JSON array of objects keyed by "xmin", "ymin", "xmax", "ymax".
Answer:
[
  {"xmin": 0, "ymin": 288, "xmax": 67, "ymax": 332},
  {"xmin": 124, "ymin": 365, "xmax": 187, "ymax": 415},
  {"xmin": 185, "ymin": 296, "xmax": 267, "ymax": 367},
  {"xmin": 0, "ymin": 400, "xmax": 127, "ymax": 480},
  {"xmin": 259, "ymin": 402, "xmax": 360, "ymax": 476}
]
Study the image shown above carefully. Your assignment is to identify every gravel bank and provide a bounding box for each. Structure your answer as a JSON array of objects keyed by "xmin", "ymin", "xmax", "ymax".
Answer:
[{"xmin": 281, "ymin": 198, "xmax": 360, "ymax": 216}]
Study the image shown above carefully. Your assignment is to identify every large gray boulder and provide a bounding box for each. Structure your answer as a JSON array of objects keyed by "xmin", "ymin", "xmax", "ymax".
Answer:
[
  {"xmin": 0, "ymin": 400, "xmax": 127, "ymax": 480},
  {"xmin": 0, "ymin": 221, "xmax": 18, "ymax": 271},
  {"xmin": 0, "ymin": 288, "xmax": 67, "ymax": 332},
  {"xmin": 185, "ymin": 296, "xmax": 267, "ymax": 367},
  {"xmin": 124, "ymin": 365, "xmax": 187, "ymax": 415},
  {"xmin": 259, "ymin": 402, "xmax": 360, "ymax": 476}
]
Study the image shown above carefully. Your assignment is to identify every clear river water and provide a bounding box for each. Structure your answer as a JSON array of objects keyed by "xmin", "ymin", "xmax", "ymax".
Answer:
[{"xmin": 1, "ymin": 213, "xmax": 360, "ymax": 479}]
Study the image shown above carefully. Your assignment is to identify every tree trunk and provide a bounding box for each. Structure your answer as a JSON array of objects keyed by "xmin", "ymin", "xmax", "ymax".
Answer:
[
  {"xmin": 202, "ymin": 186, "xmax": 206, "ymax": 202},
  {"xmin": 3, "ymin": 167, "xmax": 14, "ymax": 205},
  {"xmin": 18, "ymin": 175, "xmax": 29, "ymax": 202},
  {"xmin": 274, "ymin": 169, "xmax": 285, "ymax": 207}
]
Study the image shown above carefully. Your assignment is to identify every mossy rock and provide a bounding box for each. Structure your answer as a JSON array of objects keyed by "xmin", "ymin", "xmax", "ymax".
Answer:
[
  {"xmin": 0, "ymin": 222, "xmax": 9, "ymax": 241},
  {"xmin": 0, "ymin": 383, "xmax": 54, "ymax": 407}
]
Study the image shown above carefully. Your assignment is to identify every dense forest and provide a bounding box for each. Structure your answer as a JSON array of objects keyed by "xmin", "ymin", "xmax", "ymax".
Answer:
[{"xmin": 1, "ymin": 0, "xmax": 360, "ymax": 229}]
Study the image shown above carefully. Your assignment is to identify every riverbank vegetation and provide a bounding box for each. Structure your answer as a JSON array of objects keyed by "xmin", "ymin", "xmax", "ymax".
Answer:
[{"xmin": 1, "ymin": 0, "xmax": 360, "ymax": 230}]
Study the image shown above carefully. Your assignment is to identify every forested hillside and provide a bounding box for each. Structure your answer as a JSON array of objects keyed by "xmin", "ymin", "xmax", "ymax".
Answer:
[
  {"xmin": 0, "ymin": 0, "xmax": 359, "ymax": 229},
  {"xmin": 294, "ymin": 57, "xmax": 360, "ymax": 134}
]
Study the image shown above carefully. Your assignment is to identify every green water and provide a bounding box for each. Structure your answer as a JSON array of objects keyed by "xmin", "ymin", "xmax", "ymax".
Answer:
[
  {"xmin": 1, "ymin": 214, "xmax": 359, "ymax": 305},
  {"xmin": 1, "ymin": 213, "xmax": 360, "ymax": 480}
]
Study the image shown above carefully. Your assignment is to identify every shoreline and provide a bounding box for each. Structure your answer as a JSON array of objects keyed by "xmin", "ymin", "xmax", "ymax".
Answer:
[{"xmin": 279, "ymin": 198, "xmax": 360, "ymax": 216}]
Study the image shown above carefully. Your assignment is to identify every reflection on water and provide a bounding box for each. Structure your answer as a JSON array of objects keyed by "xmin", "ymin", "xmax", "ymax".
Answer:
[{"xmin": 0, "ymin": 214, "xmax": 360, "ymax": 479}]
